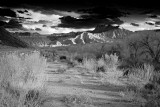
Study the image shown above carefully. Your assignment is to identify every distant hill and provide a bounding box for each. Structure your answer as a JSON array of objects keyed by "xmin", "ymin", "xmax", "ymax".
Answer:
[
  {"xmin": 10, "ymin": 25, "xmax": 133, "ymax": 47},
  {"xmin": 19, "ymin": 35, "xmax": 51, "ymax": 47},
  {"xmin": 47, "ymin": 27, "xmax": 133, "ymax": 47},
  {"xmin": 0, "ymin": 27, "xmax": 30, "ymax": 48}
]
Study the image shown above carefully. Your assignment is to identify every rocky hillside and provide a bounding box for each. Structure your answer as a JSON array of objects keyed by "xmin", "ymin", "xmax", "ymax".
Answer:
[
  {"xmin": 0, "ymin": 27, "xmax": 30, "ymax": 48},
  {"xmin": 10, "ymin": 25, "xmax": 133, "ymax": 47},
  {"xmin": 18, "ymin": 35, "xmax": 51, "ymax": 47},
  {"xmin": 47, "ymin": 27, "xmax": 133, "ymax": 47}
]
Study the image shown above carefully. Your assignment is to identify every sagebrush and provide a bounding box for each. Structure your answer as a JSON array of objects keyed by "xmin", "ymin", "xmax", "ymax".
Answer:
[{"xmin": 0, "ymin": 50, "xmax": 48, "ymax": 107}]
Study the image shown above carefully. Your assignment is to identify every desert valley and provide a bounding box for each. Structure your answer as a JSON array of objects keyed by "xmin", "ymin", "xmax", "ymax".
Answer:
[{"xmin": 0, "ymin": 1, "xmax": 160, "ymax": 107}]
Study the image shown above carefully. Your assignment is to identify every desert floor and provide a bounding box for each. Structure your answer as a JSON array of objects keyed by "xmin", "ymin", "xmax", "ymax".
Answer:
[{"xmin": 42, "ymin": 61, "xmax": 143, "ymax": 107}]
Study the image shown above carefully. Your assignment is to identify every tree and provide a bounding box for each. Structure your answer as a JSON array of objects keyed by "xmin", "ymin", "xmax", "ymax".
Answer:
[
  {"xmin": 128, "ymin": 38, "xmax": 140, "ymax": 61},
  {"xmin": 124, "ymin": 34, "xmax": 142, "ymax": 67},
  {"xmin": 138, "ymin": 32, "xmax": 160, "ymax": 65}
]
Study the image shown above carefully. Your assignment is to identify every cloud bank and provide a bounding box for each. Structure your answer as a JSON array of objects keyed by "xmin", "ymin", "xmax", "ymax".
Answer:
[{"xmin": 1, "ymin": 5, "xmax": 160, "ymax": 34}]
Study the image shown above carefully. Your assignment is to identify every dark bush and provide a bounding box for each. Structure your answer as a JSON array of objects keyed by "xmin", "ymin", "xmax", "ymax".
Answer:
[
  {"xmin": 75, "ymin": 57, "xmax": 83, "ymax": 63},
  {"xmin": 123, "ymin": 69, "xmax": 130, "ymax": 76},
  {"xmin": 25, "ymin": 90, "xmax": 39, "ymax": 102},
  {"xmin": 67, "ymin": 61, "xmax": 75, "ymax": 67},
  {"xmin": 24, "ymin": 90, "xmax": 40, "ymax": 106},
  {"xmin": 96, "ymin": 66, "xmax": 105, "ymax": 72},
  {"xmin": 60, "ymin": 56, "xmax": 67, "ymax": 60},
  {"xmin": 144, "ymin": 83, "xmax": 155, "ymax": 91}
]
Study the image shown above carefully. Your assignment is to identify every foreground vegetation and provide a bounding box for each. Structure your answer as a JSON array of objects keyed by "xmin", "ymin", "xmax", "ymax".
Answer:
[{"xmin": 0, "ymin": 50, "xmax": 48, "ymax": 107}]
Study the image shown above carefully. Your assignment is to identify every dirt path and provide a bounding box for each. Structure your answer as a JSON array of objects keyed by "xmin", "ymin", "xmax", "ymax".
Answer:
[{"xmin": 43, "ymin": 62, "xmax": 142, "ymax": 107}]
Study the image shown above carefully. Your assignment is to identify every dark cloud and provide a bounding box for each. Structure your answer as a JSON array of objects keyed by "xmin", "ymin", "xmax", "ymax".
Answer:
[
  {"xmin": 78, "ymin": 6, "xmax": 125, "ymax": 19},
  {"xmin": 1, "ymin": 0, "xmax": 160, "ymax": 10},
  {"xmin": 140, "ymin": 9, "xmax": 160, "ymax": 16},
  {"xmin": 24, "ymin": 10, "xmax": 28, "ymax": 12},
  {"xmin": 148, "ymin": 14, "xmax": 158, "ymax": 18},
  {"xmin": 0, "ymin": 21, "xmax": 7, "ymax": 26},
  {"xmin": 0, "ymin": 8, "xmax": 17, "ymax": 17},
  {"xmin": 4, "ymin": 19, "xmax": 23, "ymax": 28},
  {"xmin": 130, "ymin": 23, "xmax": 139, "ymax": 26},
  {"xmin": 17, "ymin": 10, "xmax": 28, "ymax": 14},
  {"xmin": 0, "ymin": 1, "xmax": 94, "ymax": 11},
  {"xmin": 0, "ymin": 16, "xmax": 9, "ymax": 21},
  {"xmin": 18, "ymin": 17, "xmax": 32, "ymax": 20},
  {"xmin": 140, "ymin": 9, "xmax": 155, "ymax": 14},
  {"xmin": 56, "ymin": 6, "xmax": 125, "ymax": 28},
  {"xmin": 1, "ymin": 0, "xmax": 160, "ymax": 34},
  {"xmin": 92, "ymin": 24, "xmax": 119, "ymax": 33},
  {"xmin": 43, "ymin": 25, "xmax": 47, "ymax": 27},
  {"xmin": 145, "ymin": 22, "xmax": 155, "ymax": 25},
  {"xmin": 155, "ymin": 21, "xmax": 160, "ymax": 25},
  {"xmin": 17, "ymin": 10, "xmax": 25, "ymax": 14},
  {"xmin": 58, "ymin": 15, "xmax": 123, "ymax": 28},
  {"xmin": 35, "ymin": 28, "xmax": 41, "ymax": 31},
  {"xmin": 25, "ymin": 18, "xmax": 32, "ymax": 19}
]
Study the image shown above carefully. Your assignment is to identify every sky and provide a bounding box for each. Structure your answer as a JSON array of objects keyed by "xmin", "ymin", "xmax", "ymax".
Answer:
[{"xmin": 1, "ymin": 0, "xmax": 160, "ymax": 34}]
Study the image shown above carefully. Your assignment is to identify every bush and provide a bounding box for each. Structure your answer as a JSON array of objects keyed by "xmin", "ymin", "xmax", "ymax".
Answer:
[
  {"xmin": 40, "ymin": 50, "xmax": 58, "ymax": 62},
  {"xmin": 82, "ymin": 58, "xmax": 97, "ymax": 73},
  {"xmin": 0, "ymin": 88, "xmax": 46, "ymax": 107},
  {"xmin": 128, "ymin": 64, "xmax": 155, "ymax": 89},
  {"xmin": 97, "ymin": 58, "xmax": 106, "ymax": 67},
  {"xmin": 0, "ymin": 50, "xmax": 48, "ymax": 107},
  {"xmin": 81, "ymin": 53, "xmax": 119, "ymax": 73},
  {"xmin": 123, "ymin": 64, "xmax": 160, "ymax": 106},
  {"xmin": 81, "ymin": 53, "xmax": 123, "ymax": 85},
  {"xmin": 0, "ymin": 50, "xmax": 47, "ymax": 90},
  {"xmin": 104, "ymin": 53, "xmax": 119, "ymax": 71}
]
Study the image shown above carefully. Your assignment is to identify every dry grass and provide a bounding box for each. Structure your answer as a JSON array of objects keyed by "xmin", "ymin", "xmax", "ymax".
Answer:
[
  {"xmin": 0, "ymin": 50, "xmax": 48, "ymax": 107},
  {"xmin": 0, "ymin": 87, "xmax": 48, "ymax": 107},
  {"xmin": 81, "ymin": 53, "xmax": 119, "ymax": 73},
  {"xmin": 80, "ymin": 53, "xmax": 124, "ymax": 85},
  {"xmin": 122, "ymin": 64, "xmax": 160, "ymax": 106},
  {"xmin": 97, "ymin": 58, "xmax": 106, "ymax": 68},
  {"xmin": 99, "ymin": 54, "xmax": 124, "ymax": 85},
  {"xmin": 104, "ymin": 53, "xmax": 119, "ymax": 70},
  {"xmin": 0, "ymin": 50, "xmax": 47, "ymax": 90},
  {"xmin": 128, "ymin": 64, "xmax": 155, "ymax": 89},
  {"xmin": 82, "ymin": 58, "xmax": 97, "ymax": 73}
]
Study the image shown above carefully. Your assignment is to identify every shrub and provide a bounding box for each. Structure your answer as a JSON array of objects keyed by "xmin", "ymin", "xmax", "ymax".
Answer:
[
  {"xmin": 104, "ymin": 53, "xmax": 119, "ymax": 71},
  {"xmin": 40, "ymin": 50, "xmax": 58, "ymax": 62},
  {"xmin": 0, "ymin": 50, "xmax": 48, "ymax": 107},
  {"xmin": 123, "ymin": 64, "xmax": 160, "ymax": 106},
  {"xmin": 96, "ymin": 54, "xmax": 124, "ymax": 85},
  {"xmin": 0, "ymin": 87, "xmax": 46, "ymax": 107},
  {"xmin": 97, "ymin": 58, "xmax": 107, "ymax": 72},
  {"xmin": 97, "ymin": 58, "xmax": 106, "ymax": 67},
  {"xmin": 81, "ymin": 53, "xmax": 120, "ymax": 73},
  {"xmin": 82, "ymin": 58, "xmax": 97, "ymax": 73},
  {"xmin": 0, "ymin": 50, "xmax": 47, "ymax": 90},
  {"xmin": 128, "ymin": 64, "xmax": 155, "ymax": 88}
]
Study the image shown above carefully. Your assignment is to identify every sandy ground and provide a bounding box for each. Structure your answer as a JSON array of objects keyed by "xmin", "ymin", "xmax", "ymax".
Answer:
[{"xmin": 43, "ymin": 62, "xmax": 143, "ymax": 107}]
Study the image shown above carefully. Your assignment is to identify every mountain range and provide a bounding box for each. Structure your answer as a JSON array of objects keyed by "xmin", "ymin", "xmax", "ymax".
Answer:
[
  {"xmin": 11, "ymin": 25, "xmax": 133, "ymax": 47},
  {"xmin": 1, "ymin": 24, "xmax": 159, "ymax": 48}
]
